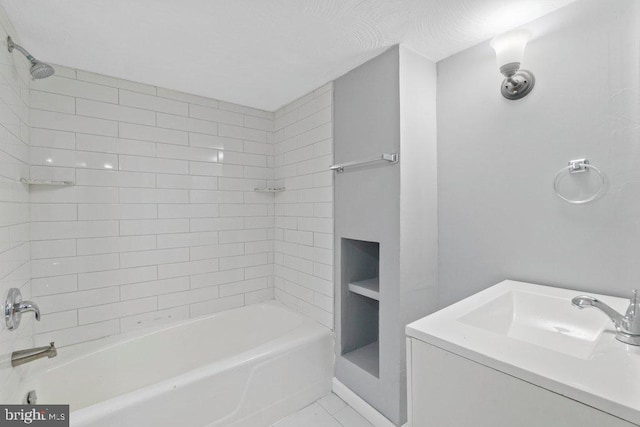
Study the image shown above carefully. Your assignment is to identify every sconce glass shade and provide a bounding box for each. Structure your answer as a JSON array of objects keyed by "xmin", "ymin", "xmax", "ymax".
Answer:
[
  {"xmin": 490, "ymin": 29, "xmax": 531, "ymax": 75},
  {"xmin": 490, "ymin": 29, "xmax": 535, "ymax": 100}
]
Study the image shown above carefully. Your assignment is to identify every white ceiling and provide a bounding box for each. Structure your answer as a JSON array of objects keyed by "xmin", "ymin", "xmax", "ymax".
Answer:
[{"xmin": 0, "ymin": 0, "xmax": 576, "ymax": 111}]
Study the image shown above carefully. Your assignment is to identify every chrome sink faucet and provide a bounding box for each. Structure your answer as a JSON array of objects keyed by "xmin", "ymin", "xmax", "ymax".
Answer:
[
  {"xmin": 11, "ymin": 342, "xmax": 57, "ymax": 367},
  {"xmin": 572, "ymin": 289, "xmax": 640, "ymax": 345}
]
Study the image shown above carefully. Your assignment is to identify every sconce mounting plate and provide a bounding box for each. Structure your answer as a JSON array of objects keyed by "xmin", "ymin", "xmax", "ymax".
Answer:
[{"xmin": 500, "ymin": 69, "xmax": 535, "ymax": 100}]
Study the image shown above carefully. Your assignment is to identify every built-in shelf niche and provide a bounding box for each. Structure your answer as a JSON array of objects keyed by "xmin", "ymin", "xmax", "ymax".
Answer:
[{"xmin": 341, "ymin": 238, "xmax": 380, "ymax": 378}]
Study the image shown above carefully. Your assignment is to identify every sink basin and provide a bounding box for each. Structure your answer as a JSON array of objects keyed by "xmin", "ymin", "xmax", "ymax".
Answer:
[
  {"xmin": 406, "ymin": 280, "xmax": 640, "ymax": 426},
  {"xmin": 458, "ymin": 290, "xmax": 609, "ymax": 359}
]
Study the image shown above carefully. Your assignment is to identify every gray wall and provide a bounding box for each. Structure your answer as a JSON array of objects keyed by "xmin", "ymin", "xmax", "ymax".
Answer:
[{"xmin": 437, "ymin": 0, "xmax": 640, "ymax": 308}]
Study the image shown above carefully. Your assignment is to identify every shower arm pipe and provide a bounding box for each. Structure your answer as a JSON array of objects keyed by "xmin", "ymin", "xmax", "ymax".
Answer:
[{"xmin": 7, "ymin": 37, "xmax": 37, "ymax": 63}]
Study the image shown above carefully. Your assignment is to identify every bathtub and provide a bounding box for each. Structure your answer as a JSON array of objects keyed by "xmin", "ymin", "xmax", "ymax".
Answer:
[{"xmin": 16, "ymin": 302, "xmax": 334, "ymax": 427}]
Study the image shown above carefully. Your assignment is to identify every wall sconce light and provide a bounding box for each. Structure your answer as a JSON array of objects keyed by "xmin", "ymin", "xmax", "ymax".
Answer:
[{"xmin": 490, "ymin": 29, "xmax": 535, "ymax": 100}]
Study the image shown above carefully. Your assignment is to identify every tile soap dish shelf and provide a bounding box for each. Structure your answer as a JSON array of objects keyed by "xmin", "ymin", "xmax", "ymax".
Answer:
[{"xmin": 20, "ymin": 178, "xmax": 75, "ymax": 186}]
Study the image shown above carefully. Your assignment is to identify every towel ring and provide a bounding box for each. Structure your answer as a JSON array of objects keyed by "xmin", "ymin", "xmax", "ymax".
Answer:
[{"xmin": 553, "ymin": 159, "xmax": 605, "ymax": 204}]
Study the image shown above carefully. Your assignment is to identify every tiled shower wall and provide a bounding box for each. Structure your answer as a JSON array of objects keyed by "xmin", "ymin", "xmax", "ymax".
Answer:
[
  {"xmin": 273, "ymin": 85, "xmax": 334, "ymax": 329},
  {"xmin": 29, "ymin": 66, "xmax": 278, "ymax": 347},
  {"xmin": 0, "ymin": 13, "xmax": 32, "ymax": 401}
]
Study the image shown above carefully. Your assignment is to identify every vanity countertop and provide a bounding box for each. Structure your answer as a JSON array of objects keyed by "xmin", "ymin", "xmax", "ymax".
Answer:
[{"xmin": 406, "ymin": 280, "xmax": 640, "ymax": 425}]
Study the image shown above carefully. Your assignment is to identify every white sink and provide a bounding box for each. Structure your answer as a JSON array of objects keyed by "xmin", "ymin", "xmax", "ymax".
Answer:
[
  {"xmin": 406, "ymin": 280, "xmax": 640, "ymax": 426},
  {"xmin": 458, "ymin": 290, "xmax": 609, "ymax": 359}
]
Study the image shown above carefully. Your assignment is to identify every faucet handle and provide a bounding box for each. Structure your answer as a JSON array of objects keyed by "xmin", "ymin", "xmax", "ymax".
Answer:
[
  {"xmin": 627, "ymin": 289, "xmax": 640, "ymax": 317},
  {"xmin": 4, "ymin": 288, "xmax": 41, "ymax": 330},
  {"xmin": 17, "ymin": 301, "xmax": 40, "ymax": 321}
]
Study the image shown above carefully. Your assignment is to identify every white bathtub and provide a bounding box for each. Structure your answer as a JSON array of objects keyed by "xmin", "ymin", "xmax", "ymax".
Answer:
[{"xmin": 16, "ymin": 302, "xmax": 334, "ymax": 427}]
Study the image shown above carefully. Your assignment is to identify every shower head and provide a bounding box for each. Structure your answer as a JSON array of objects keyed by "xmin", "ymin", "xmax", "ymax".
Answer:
[{"xmin": 7, "ymin": 36, "xmax": 54, "ymax": 79}]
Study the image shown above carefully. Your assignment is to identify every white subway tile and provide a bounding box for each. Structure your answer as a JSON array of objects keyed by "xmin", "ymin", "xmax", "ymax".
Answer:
[
  {"xmin": 121, "ymin": 277, "xmax": 189, "ymax": 300},
  {"xmin": 32, "ymin": 274, "xmax": 78, "ymax": 297},
  {"xmin": 35, "ymin": 310, "xmax": 78, "ymax": 334},
  {"xmin": 31, "ymin": 239, "xmax": 76, "ymax": 259},
  {"xmin": 76, "ymin": 71, "xmax": 156, "ymax": 95},
  {"xmin": 189, "ymin": 243, "xmax": 244, "ymax": 261},
  {"xmin": 156, "ymin": 174, "xmax": 217, "ymax": 190},
  {"xmin": 156, "ymin": 87, "xmax": 218, "ymax": 108},
  {"xmin": 245, "ymin": 263, "xmax": 274, "ymax": 279},
  {"xmin": 156, "ymin": 231, "xmax": 218, "ymax": 249},
  {"xmin": 37, "ymin": 287, "xmax": 119, "ymax": 313},
  {"xmin": 219, "ymin": 277, "xmax": 268, "ymax": 297},
  {"xmin": 245, "ymin": 288, "xmax": 274, "ymax": 305},
  {"xmin": 157, "ymin": 285, "xmax": 220, "ymax": 309},
  {"xmin": 76, "ymin": 169, "xmax": 155, "ymax": 188},
  {"xmin": 78, "ymin": 266, "xmax": 157, "ymax": 290},
  {"xmin": 119, "ymin": 90, "xmax": 188, "ymax": 116},
  {"xmin": 189, "ymin": 294, "xmax": 244, "ymax": 318},
  {"xmin": 30, "ymin": 128, "xmax": 76, "ymax": 150},
  {"xmin": 157, "ymin": 204, "xmax": 218, "ymax": 219},
  {"xmin": 79, "ymin": 297, "xmax": 157, "ymax": 325},
  {"xmin": 120, "ymin": 306, "xmax": 189, "ymax": 333},
  {"xmin": 77, "ymin": 99, "xmax": 156, "ymax": 125},
  {"xmin": 219, "ymin": 229, "xmax": 268, "ymax": 243},
  {"xmin": 119, "ymin": 155, "xmax": 188, "ymax": 175},
  {"xmin": 120, "ymin": 248, "xmax": 189, "ymax": 269},
  {"xmin": 78, "ymin": 204, "xmax": 157, "ymax": 220},
  {"xmin": 120, "ymin": 219, "xmax": 189, "ymax": 236},
  {"xmin": 244, "ymin": 115, "xmax": 273, "ymax": 131},
  {"xmin": 32, "ymin": 76, "xmax": 118, "ymax": 103},
  {"xmin": 31, "ymin": 146, "xmax": 118, "ymax": 170},
  {"xmin": 119, "ymin": 188, "xmax": 189, "ymax": 204},
  {"xmin": 31, "ymin": 109, "xmax": 118, "ymax": 136},
  {"xmin": 190, "ymin": 268, "xmax": 244, "ymax": 289},
  {"xmin": 157, "ymin": 143, "xmax": 218, "ymax": 163},
  {"xmin": 189, "ymin": 217, "xmax": 243, "ymax": 232},
  {"xmin": 189, "ymin": 190, "xmax": 243, "ymax": 204},
  {"xmin": 77, "ymin": 235, "xmax": 156, "ymax": 255},
  {"xmin": 76, "ymin": 134, "xmax": 156, "ymax": 157},
  {"xmin": 189, "ymin": 161, "xmax": 243, "ymax": 178},
  {"xmin": 32, "ymin": 253, "xmax": 120, "ymax": 278},
  {"xmin": 119, "ymin": 122, "xmax": 188, "ymax": 145},
  {"xmin": 157, "ymin": 258, "xmax": 219, "ymax": 279},
  {"xmin": 219, "ymin": 253, "xmax": 268, "ymax": 271},
  {"xmin": 29, "ymin": 165, "xmax": 75, "ymax": 183},
  {"xmin": 157, "ymin": 113, "xmax": 218, "ymax": 135},
  {"xmin": 218, "ymin": 124, "xmax": 267, "ymax": 142},
  {"xmin": 189, "ymin": 133, "xmax": 243, "ymax": 152},
  {"xmin": 189, "ymin": 104, "xmax": 243, "ymax": 125},
  {"xmin": 30, "ymin": 91, "xmax": 75, "ymax": 114},
  {"xmin": 30, "ymin": 204, "xmax": 77, "ymax": 222},
  {"xmin": 218, "ymin": 100, "xmax": 272, "ymax": 119},
  {"xmin": 31, "ymin": 220, "xmax": 119, "ymax": 240}
]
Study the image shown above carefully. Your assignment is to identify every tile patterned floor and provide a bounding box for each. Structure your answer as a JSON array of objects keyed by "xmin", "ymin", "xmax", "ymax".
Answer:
[{"xmin": 272, "ymin": 393, "xmax": 373, "ymax": 427}]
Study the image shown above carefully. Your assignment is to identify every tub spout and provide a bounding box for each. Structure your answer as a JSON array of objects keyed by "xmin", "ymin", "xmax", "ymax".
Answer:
[{"xmin": 11, "ymin": 342, "xmax": 56, "ymax": 367}]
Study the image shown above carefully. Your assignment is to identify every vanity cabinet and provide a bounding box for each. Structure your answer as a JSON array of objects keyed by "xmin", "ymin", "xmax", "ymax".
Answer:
[{"xmin": 407, "ymin": 338, "xmax": 636, "ymax": 427}]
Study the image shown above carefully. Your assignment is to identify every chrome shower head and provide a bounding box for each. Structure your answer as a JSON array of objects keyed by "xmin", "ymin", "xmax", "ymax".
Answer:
[
  {"xmin": 7, "ymin": 36, "xmax": 55, "ymax": 79},
  {"xmin": 29, "ymin": 60, "xmax": 55, "ymax": 79}
]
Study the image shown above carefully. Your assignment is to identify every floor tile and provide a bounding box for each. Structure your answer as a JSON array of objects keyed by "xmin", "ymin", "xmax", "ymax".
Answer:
[
  {"xmin": 272, "ymin": 402, "xmax": 342, "ymax": 427},
  {"xmin": 334, "ymin": 406, "xmax": 374, "ymax": 427},
  {"xmin": 318, "ymin": 393, "xmax": 347, "ymax": 415}
]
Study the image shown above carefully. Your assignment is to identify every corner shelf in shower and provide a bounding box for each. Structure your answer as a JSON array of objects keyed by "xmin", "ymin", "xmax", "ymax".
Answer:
[
  {"xmin": 348, "ymin": 278, "xmax": 380, "ymax": 301},
  {"xmin": 20, "ymin": 178, "xmax": 74, "ymax": 186},
  {"xmin": 254, "ymin": 187, "xmax": 285, "ymax": 193}
]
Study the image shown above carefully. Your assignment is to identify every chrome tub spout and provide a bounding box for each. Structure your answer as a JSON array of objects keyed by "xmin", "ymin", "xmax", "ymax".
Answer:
[{"xmin": 11, "ymin": 342, "xmax": 56, "ymax": 367}]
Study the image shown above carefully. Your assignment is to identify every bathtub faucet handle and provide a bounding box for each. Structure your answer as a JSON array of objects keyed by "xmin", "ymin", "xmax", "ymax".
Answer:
[
  {"xmin": 4, "ymin": 288, "xmax": 41, "ymax": 330},
  {"xmin": 17, "ymin": 300, "xmax": 40, "ymax": 321}
]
